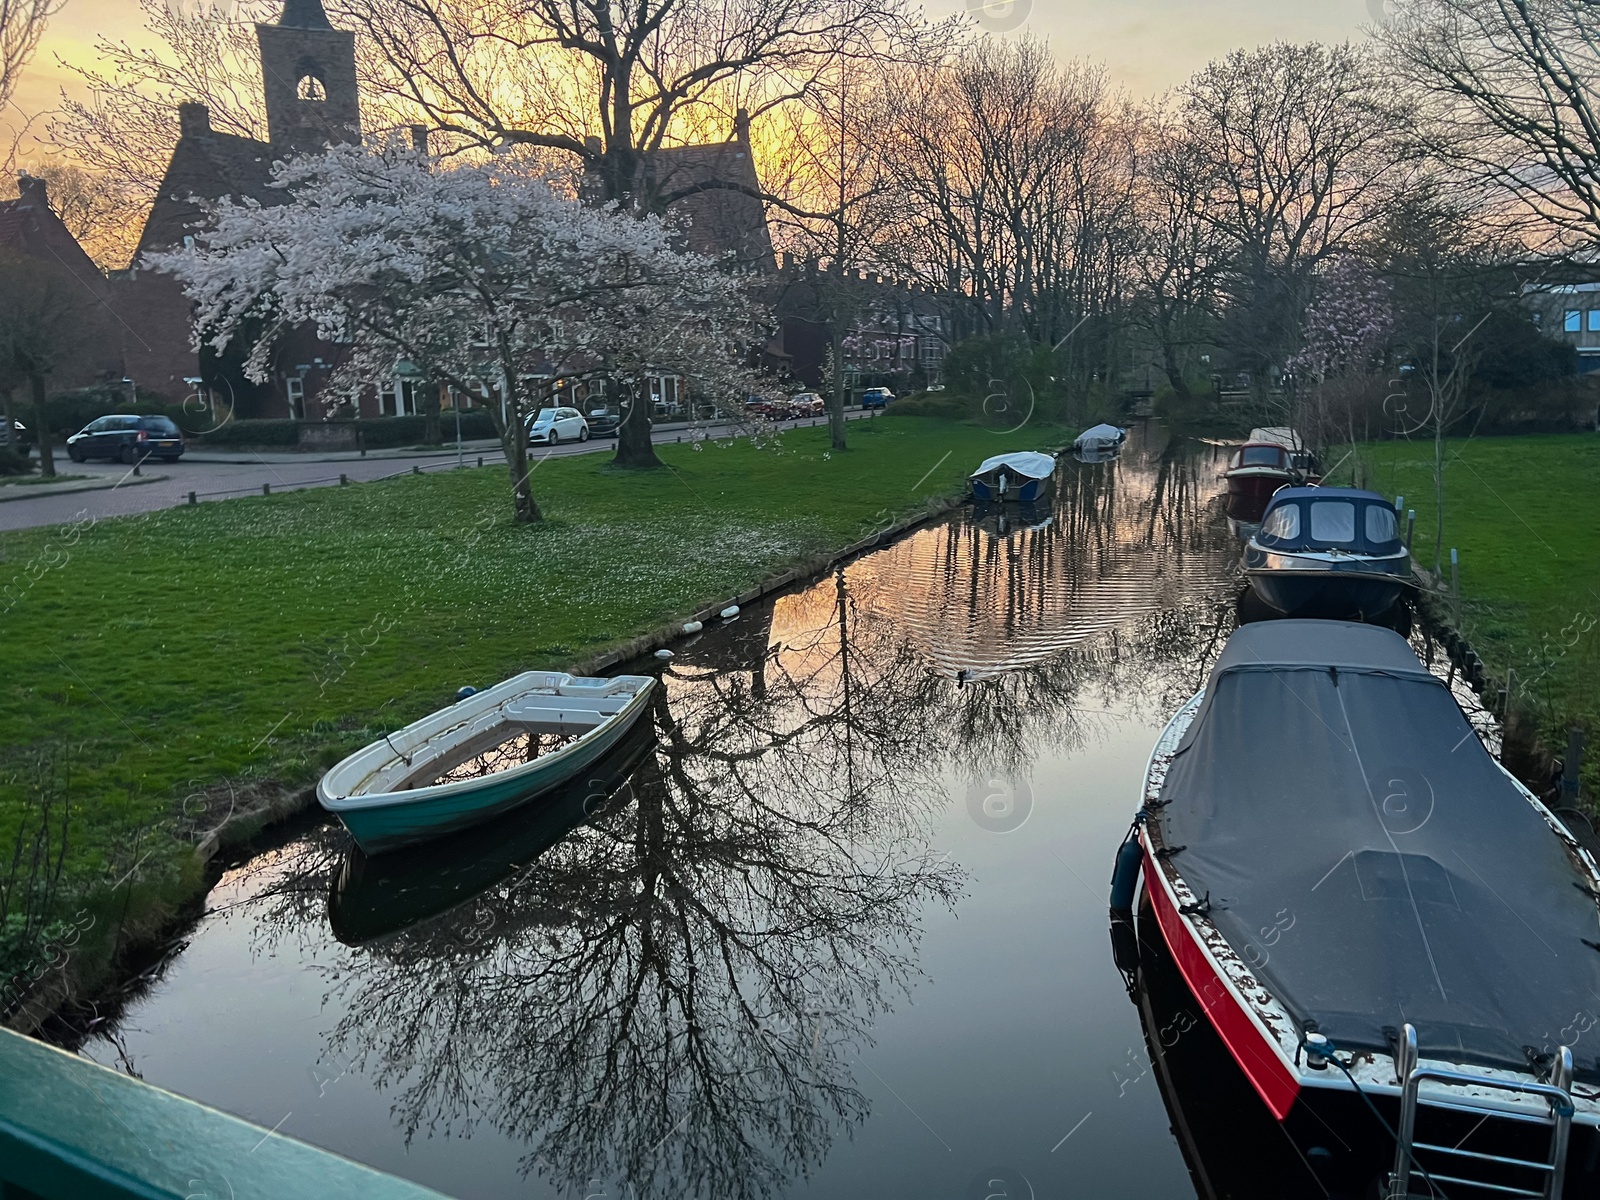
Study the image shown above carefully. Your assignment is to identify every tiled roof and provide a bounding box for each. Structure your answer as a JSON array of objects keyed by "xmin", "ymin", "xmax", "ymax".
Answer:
[{"xmin": 135, "ymin": 129, "xmax": 280, "ymax": 256}]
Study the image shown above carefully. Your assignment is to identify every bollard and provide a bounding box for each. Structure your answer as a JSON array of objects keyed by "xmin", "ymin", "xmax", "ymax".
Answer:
[
  {"xmin": 477, "ymin": 456, "xmax": 483, "ymax": 468},
  {"xmin": 340, "ymin": 473, "xmax": 348, "ymax": 486},
  {"xmin": 188, "ymin": 491, "xmax": 196, "ymax": 505},
  {"xmin": 262, "ymin": 482, "xmax": 271, "ymax": 496},
  {"xmin": 413, "ymin": 465, "xmax": 422, "ymax": 476},
  {"xmin": 132, "ymin": 463, "xmax": 141, "ymax": 476},
  {"xmin": 1564, "ymin": 729, "xmax": 1586, "ymax": 800},
  {"xmin": 357, "ymin": 429, "xmax": 366, "ymax": 458}
]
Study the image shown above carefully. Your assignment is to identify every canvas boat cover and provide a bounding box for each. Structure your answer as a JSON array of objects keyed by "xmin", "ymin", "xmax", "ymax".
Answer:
[
  {"xmin": 971, "ymin": 451, "xmax": 1057, "ymax": 481},
  {"xmin": 1075, "ymin": 423, "xmax": 1125, "ymax": 449},
  {"xmin": 1155, "ymin": 621, "xmax": 1600, "ymax": 1080}
]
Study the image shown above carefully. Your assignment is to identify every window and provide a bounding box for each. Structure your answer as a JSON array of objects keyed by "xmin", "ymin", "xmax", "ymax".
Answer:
[
  {"xmin": 1364, "ymin": 504, "xmax": 1400, "ymax": 546},
  {"xmin": 379, "ymin": 380, "xmax": 418, "ymax": 416},
  {"xmin": 1240, "ymin": 445, "xmax": 1286, "ymax": 467},
  {"xmin": 1566, "ymin": 310, "xmax": 1582, "ymax": 333},
  {"xmin": 1260, "ymin": 503, "xmax": 1300, "ymax": 543},
  {"xmin": 1309, "ymin": 500, "xmax": 1357, "ymax": 543},
  {"xmin": 1589, "ymin": 310, "xmax": 1600, "ymax": 332},
  {"xmin": 286, "ymin": 377, "xmax": 305, "ymax": 420},
  {"xmin": 297, "ymin": 74, "xmax": 327, "ymax": 102}
]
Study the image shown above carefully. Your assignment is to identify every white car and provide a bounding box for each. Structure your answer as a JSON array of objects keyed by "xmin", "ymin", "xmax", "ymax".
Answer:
[{"xmin": 526, "ymin": 406, "xmax": 589, "ymax": 444}]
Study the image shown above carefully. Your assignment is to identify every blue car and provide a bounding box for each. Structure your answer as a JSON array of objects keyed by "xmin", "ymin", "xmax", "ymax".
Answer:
[
  {"xmin": 860, "ymin": 387, "xmax": 894, "ymax": 409},
  {"xmin": 67, "ymin": 414, "xmax": 186, "ymax": 464}
]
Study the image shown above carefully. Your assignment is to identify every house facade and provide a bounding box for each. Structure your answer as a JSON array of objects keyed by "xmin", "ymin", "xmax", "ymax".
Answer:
[{"xmin": 1527, "ymin": 283, "xmax": 1600, "ymax": 375}]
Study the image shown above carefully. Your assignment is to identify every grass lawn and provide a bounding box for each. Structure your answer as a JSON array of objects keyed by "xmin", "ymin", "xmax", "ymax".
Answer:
[
  {"xmin": 0, "ymin": 415, "xmax": 1061, "ymax": 997},
  {"xmin": 1344, "ymin": 434, "xmax": 1600, "ymax": 793}
]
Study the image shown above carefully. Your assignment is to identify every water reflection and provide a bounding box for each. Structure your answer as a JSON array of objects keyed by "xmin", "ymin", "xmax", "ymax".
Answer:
[{"xmin": 81, "ymin": 426, "xmax": 1252, "ymax": 1200}]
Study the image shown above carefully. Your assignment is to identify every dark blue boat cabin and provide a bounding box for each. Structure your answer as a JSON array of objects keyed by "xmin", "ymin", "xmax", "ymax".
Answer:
[{"xmin": 1253, "ymin": 487, "xmax": 1402, "ymax": 557}]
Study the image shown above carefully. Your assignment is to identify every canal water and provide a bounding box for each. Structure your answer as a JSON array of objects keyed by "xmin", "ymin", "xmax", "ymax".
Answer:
[{"xmin": 75, "ymin": 425, "xmax": 1331, "ymax": 1198}]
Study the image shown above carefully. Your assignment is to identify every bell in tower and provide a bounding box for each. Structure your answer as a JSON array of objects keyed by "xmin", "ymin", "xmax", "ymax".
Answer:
[{"xmin": 257, "ymin": 0, "xmax": 362, "ymax": 156}]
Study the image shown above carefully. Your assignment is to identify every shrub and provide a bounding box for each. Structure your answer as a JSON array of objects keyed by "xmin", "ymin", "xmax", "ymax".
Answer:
[
  {"xmin": 194, "ymin": 419, "xmax": 301, "ymax": 447},
  {"xmin": 0, "ymin": 448, "xmax": 31, "ymax": 476},
  {"xmin": 45, "ymin": 388, "xmax": 192, "ymax": 440},
  {"xmin": 885, "ymin": 392, "xmax": 979, "ymax": 420}
]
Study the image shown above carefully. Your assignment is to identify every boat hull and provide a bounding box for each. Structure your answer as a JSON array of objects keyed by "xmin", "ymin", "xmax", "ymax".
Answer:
[
  {"xmin": 970, "ymin": 476, "xmax": 1047, "ymax": 503},
  {"xmin": 1244, "ymin": 567, "xmax": 1409, "ymax": 619},
  {"xmin": 1224, "ymin": 470, "xmax": 1294, "ymax": 502}
]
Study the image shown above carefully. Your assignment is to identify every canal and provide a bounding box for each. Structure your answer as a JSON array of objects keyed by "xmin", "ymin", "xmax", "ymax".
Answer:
[{"xmin": 70, "ymin": 425, "xmax": 1343, "ymax": 1198}]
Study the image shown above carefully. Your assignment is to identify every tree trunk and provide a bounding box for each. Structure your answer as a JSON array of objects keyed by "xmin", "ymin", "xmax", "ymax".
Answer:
[
  {"xmin": 613, "ymin": 377, "xmax": 662, "ymax": 469},
  {"xmin": 30, "ymin": 373, "xmax": 55, "ymax": 478},
  {"xmin": 1, "ymin": 387, "xmax": 17, "ymax": 460},
  {"xmin": 829, "ymin": 325, "xmax": 848, "ymax": 451},
  {"xmin": 486, "ymin": 377, "xmax": 541, "ymax": 524},
  {"xmin": 423, "ymin": 383, "xmax": 442, "ymax": 447}
]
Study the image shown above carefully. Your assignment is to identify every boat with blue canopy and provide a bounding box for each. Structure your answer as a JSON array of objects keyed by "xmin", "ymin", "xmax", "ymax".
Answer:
[
  {"xmin": 1242, "ymin": 487, "xmax": 1413, "ymax": 620},
  {"xmin": 968, "ymin": 451, "xmax": 1056, "ymax": 503}
]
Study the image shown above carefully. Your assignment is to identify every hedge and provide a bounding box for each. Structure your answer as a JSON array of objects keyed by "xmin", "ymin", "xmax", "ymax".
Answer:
[{"xmin": 193, "ymin": 410, "xmax": 500, "ymax": 449}]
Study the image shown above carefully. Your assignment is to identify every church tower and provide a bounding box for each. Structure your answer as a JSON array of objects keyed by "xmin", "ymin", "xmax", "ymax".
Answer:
[{"xmin": 256, "ymin": 0, "xmax": 362, "ymax": 156}]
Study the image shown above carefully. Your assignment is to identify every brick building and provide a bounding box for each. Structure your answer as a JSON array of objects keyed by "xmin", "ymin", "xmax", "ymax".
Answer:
[
  {"xmin": 0, "ymin": 174, "xmax": 126, "ymax": 393},
  {"xmin": 111, "ymin": 0, "xmax": 361, "ymax": 415}
]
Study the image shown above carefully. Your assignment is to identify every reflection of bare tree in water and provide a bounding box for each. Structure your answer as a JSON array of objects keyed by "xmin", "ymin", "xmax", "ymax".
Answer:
[{"xmin": 193, "ymin": 436, "xmax": 1242, "ymax": 1200}]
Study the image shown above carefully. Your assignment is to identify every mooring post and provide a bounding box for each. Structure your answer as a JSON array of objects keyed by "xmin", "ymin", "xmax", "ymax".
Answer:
[
  {"xmin": 1406, "ymin": 510, "xmax": 1415, "ymax": 550},
  {"xmin": 1450, "ymin": 548, "xmax": 1460, "ymax": 624},
  {"xmin": 187, "ymin": 491, "xmax": 196, "ymax": 505},
  {"xmin": 262, "ymin": 482, "xmax": 270, "ymax": 496},
  {"xmin": 1564, "ymin": 729, "xmax": 1586, "ymax": 801},
  {"xmin": 1395, "ymin": 494, "xmax": 1404, "ymax": 513}
]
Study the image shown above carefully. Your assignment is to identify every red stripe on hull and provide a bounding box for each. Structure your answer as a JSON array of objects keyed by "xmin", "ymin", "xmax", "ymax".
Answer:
[{"xmin": 1142, "ymin": 841, "xmax": 1301, "ymax": 1120}]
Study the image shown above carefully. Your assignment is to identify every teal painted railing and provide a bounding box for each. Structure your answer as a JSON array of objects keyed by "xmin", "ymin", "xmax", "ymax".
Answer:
[{"xmin": 0, "ymin": 1027, "xmax": 451, "ymax": 1199}]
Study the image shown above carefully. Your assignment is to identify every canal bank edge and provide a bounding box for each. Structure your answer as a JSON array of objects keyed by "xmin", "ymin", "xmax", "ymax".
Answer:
[{"xmin": 4, "ymin": 489, "xmax": 971, "ymax": 1037}]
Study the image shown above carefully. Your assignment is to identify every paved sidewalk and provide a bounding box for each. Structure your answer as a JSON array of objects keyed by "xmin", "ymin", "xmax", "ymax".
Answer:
[{"xmin": 0, "ymin": 471, "xmax": 170, "ymax": 504}]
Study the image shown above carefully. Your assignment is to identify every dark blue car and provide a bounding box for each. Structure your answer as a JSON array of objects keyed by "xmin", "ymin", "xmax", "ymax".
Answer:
[{"xmin": 67, "ymin": 415, "xmax": 186, "ymax": 464}]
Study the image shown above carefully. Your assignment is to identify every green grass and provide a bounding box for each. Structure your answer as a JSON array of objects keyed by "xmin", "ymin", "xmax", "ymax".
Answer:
[
  {"xmin": 0, "ymin": 416, "xmax": 1061, "ymax": 997},
  {"xmin": 1344, "ymin": 434, "xmax": 1600, "ymax": 791}
]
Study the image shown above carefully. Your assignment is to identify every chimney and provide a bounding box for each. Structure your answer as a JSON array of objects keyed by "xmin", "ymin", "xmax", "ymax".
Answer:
[
  {"xmin": 734, "ymin": 108, "xmax": 751, "ymax": 144},
  {"xmin": 409, "ymin": 124, "xmax": 430, "ymax": 155},
  {"xmin": 179, "ymin": 102, "xmax": 212, "ymax": 139},
  {"xmin": 15, "ymin": 172, "xmax": 47, "ymax": 209}
]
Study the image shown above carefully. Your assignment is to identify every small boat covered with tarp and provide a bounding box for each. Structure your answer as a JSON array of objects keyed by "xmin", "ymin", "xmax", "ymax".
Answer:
[
  {"xmin": 1243, "ymin": 487, "xmax": 1412, "ymax": 619},
  {"xmin": 1073, "ymin": 423, "xmax": 1127, "ymax": 452},
  {"xmin": 968, "ymin": 451, "xmax": 1056, "ymax": 503},
  {"xmin": 318, "ymin": 671, "xmax": 654, "ymax": 854},
  {"xmin": 1122, "ymin": 621, "xmax": 1600, "ymax": 1194}
]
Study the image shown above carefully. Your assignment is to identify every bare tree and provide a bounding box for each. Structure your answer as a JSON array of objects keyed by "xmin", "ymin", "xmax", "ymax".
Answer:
[
  {"xmin": 1380, "ymin": 0, "xmax": 1600, "ymax": 251},
  {"xmin": 0, "ymin": 0, "xmax": 62, "ymax": 112},
  {"xmin": 0, "ymin": 159, "xmax": 147, "ymax": 269},
  {"xmin": 1179, "ymin": 42, "xmax": 1407, "ymax": 400}
]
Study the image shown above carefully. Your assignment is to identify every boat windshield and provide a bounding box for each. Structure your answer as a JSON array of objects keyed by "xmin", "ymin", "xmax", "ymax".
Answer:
[
  {"xmin": 1239, "ymin": 445, "xmax": 1287, "ymax": 467},
  {"xmin": 1257, "ymin": 497, "xmax": 1403, "ymax": 554}
]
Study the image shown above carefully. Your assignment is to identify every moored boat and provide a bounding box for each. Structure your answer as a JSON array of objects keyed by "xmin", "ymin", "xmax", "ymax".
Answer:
[
  {"xmin": 1121, "ymin": 621, "xmax": 1600, "ymax": 1196},
  {"xmin": 968, "ymin": 451, "xmax": 1056, "ymax": 503},
  {"xmin": 1224, "ymin": 440, "xmax": 1303, "ymax": 502},
  {"xmin": 1073, "ymin": 423, "xmax": 1127, "ymax": 452},
  {"xmin": 1243, "ymin": 487, "xmax": 1413, "ymax": 619},
  {"xmin": 1249, "ymin": 427, "xmax": 1322, "ymax": 483},
  {"xmin": 318, "ymin": 671, "xmax": 654, "ymax": 854}
]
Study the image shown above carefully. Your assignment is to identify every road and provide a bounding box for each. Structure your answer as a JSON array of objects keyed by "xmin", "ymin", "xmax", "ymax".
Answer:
[{"xmin": 0, "ymin": 412, "xmax": 873, "ymax": 533}]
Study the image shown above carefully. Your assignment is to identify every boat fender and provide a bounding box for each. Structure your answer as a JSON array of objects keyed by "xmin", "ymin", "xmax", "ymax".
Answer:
[
  {"xmin": 654, "ymin": 649, "xmax": 674, "ymax": 660},
  {"xmin": 682, "ymin": 621, "xmax": 704, "ymax": 634},
  {"xmin": 720, "ymin": 605, "xmax": 741, "ymax": 620},
  {"xmin": 1109, "ymin": 836, "xmax": 1143, "ymax": 916},
  {"xmin": 455, "ymin": 686, "xmax": 477, "ymax": 701},
  {"xmin": 1109, "ymin": 915, "xmax": 1140, "ymax": 981}
]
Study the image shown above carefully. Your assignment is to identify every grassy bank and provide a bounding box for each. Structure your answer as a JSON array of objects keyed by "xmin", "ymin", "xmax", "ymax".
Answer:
[
  {"xmin": 1346, "ymin": 434, "xmax": 1600, "ymax": 796},
  {"xmin": 0, "ymin": 416, "xmax": 1061, "ymax": 1007}
]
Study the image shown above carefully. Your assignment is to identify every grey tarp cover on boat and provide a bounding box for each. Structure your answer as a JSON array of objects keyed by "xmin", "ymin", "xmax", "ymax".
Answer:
[{"xmin": 1156, "ymin": 621, "xmax": 1600, "ymax": 1080}]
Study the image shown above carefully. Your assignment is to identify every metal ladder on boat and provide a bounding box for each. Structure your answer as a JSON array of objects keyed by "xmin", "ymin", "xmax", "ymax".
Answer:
[{"xmin": 1388, "ymin": 1024, "xmax": 1575, "ymax": 1199}]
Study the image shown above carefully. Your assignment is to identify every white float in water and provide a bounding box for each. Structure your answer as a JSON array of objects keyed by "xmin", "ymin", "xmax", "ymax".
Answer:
[
  {"xmin": 682, "ymin": 621, "xmax": 703, "ymax": 634},
  {"xmin": 720, "ymin": 605, "xmax": 741, "ymax": 619},
  {"xmin": 654, "ymin": 649, "xmax": 674, "ymax": 660}
]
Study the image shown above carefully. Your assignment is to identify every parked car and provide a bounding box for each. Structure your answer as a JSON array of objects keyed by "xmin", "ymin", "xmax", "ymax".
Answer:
[
  {"xmin": 0, "ymin": 419, "xmax": 29, "ymax": 459},
  {"xmin": 526, "ymin": 406, "xmax": 589, "ymax": 444},
  {"xmin": 66, "ymin": 414, "xmax": 185, "ymax": 463},
  {"xmin": 743, "ymin": 397, "xmax": 773, "ymax": 419},
  {"xmin": 791, "ymin": 392, "xmax": 825, "ymax": 416},
  {"xmin": 860, "ymin": 387, "xmax": 895, "ymax": 409},
  {"xmin": 585, "ymin": 407, "xmax": 622, "ymax": 437}
]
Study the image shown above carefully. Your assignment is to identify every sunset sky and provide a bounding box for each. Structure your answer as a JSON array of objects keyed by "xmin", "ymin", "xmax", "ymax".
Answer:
[{"xmin": 7, "ymin": 0, "xmax": 1383, "ymax": 150}]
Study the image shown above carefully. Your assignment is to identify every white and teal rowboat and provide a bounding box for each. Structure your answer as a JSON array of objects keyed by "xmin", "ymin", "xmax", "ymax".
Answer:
[{"xmin": 317, "ymin": 671, "xmax": 655, "ymax": 854}]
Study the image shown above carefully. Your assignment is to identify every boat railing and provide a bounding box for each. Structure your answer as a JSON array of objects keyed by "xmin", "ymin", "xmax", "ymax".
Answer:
[{"xmin": 1389, "ymin": 1023, "xmax": 1574, "ymax": 1199}]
